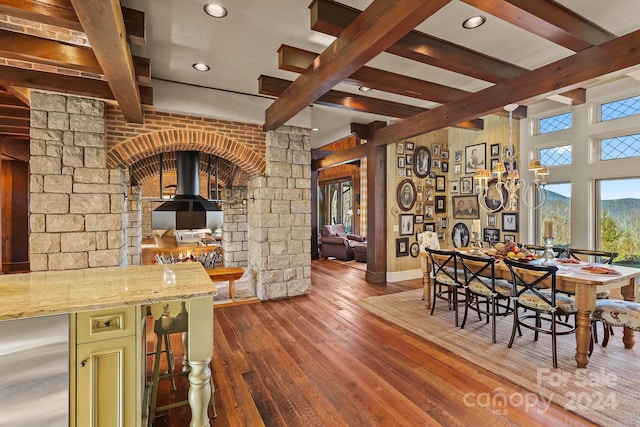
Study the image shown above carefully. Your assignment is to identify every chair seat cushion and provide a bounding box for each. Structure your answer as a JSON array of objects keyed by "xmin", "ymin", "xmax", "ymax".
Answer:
[
  {"xmin": 518, "ymin": 290, "xmax": 577, "ymax": 313},
  {"xmin": 593, "ymin": 299, "xmax": 640, "ymax": 331},
  {"xmin": 434, "ymin": 267, "xmax": 463, "ymax": 286},
  {"xmin": 468, "ymin": 279, "xmax": 514, "ymax": 297}
]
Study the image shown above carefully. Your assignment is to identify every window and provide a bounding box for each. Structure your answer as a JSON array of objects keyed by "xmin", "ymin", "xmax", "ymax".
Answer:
[
  {"xmin": 540, "ymin": 145, "xmax": 572, "ymax": 166},
  {"xmin": 318, "ymin": 180, "xmax": 353, "ymax": 232},
  {"xmin": 597, "ymin": 178, "xmax": 640, "ymax": 267},
  {"xmin": 601, "ymin": 95, "xmax": 640, "ymax": 121},
  {"xmin": 539, "ymin": 112, "xmax": 572, "ymax": 134},
  {"xmin": 537, "ymin": 183, "xmax": 571, "ymax": 246},
  {"xmin": 601, "ymin": 133, "xmax": 640, "ymax": 160}
]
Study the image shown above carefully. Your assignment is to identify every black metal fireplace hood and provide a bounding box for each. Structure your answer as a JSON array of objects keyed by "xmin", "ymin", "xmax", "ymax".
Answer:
[{"xmin": 151, "ymin": 151, "xmax": 222, "ymax": 230}]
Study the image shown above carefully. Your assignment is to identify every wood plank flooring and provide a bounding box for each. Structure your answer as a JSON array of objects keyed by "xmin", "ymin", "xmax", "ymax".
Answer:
[{"xmin": 151, "ymin": 258, "xmax": 595, "ymax": 426}]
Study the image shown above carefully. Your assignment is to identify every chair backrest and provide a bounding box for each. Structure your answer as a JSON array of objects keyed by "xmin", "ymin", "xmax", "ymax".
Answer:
[
  {"xmin": 321, "ymin": 224, "xmax": 347, "ymax": 238},
  {"xmin": 503, "ymin": 258, "xmax": 559, "ymax": 309},
  {"xmin": 569, "ymin": 248, "xmax": 617, "ymax": 265},
  {"xmin": 417, "ymin": 231, "xmax": 440, "ymax": 252},
  {"xmin": 457, "ymin": 252, "xmax": 496, "ymax": 292},
  {"xmin": 525, "ymin": 244, "xmax": 567, "ymax": 258},
  {"xmin": 426, "ymin": 248, "xmax": 459, "ymax": 284}
]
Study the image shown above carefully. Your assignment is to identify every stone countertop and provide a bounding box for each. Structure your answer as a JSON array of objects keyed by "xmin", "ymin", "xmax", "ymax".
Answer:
[{"xmin": 0, "ymin": 263, "xmax": 216, "ymax": 320}]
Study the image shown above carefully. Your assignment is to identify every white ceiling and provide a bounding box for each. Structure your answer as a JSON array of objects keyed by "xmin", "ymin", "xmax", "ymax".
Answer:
[{"xmin": 123, "ymin": 0, "xmax": 640, "ymax": 148}]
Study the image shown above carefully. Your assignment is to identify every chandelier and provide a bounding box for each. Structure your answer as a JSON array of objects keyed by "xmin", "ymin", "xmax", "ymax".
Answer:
[{"xmin": 474, "ymin": 104, "xmax": 549, "ymax": 213}]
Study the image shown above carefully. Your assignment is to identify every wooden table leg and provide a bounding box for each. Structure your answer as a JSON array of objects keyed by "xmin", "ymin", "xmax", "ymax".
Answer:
[
  {"xmin": 574, "ymin": 284, "xmax": 596, "ymax": 368},
  {"xmin": 620, "ymin": 277, "xmax": 637, "ymax": 349},
  {"xmin": 421, "ymin": 255, "xmax": 431, "ymax": 308},
  {"xmin": 187, "ymin": 297, "xmax": 213, "ymax": 427},
  {"xmin": 229, "ymin": 279, "xmax": 236, "ymax": 303}
]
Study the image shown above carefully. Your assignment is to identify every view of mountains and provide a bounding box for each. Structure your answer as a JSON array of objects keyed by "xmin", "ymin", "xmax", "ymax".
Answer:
[{"xmin": 546, "ymin": 190, "xmax": 640, "ymax": 219}]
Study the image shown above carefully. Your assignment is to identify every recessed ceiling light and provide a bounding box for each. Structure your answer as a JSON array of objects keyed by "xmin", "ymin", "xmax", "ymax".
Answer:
[
  {"xmin": 311, "ymin": 127, "xmax": 320, "ymax": 132},
  {"xmin": 359, "ymin": 86, "xmax": 372, "ymax": 92},
  {"xmin": 203, "ymin": 3, "xmax": 228, "ymax": 18},
  {"xmin": 462, "ymin": 15, "xmax": 486, "ymax": 29},
  {"xmin": 192, "ymin": 63, "xmax": 210, "ymax": 72}
]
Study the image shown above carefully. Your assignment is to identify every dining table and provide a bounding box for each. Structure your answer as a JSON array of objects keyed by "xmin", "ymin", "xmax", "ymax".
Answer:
[{"xmin": 420, "ymin": 249, "xmax": 640, "ymax": 368}]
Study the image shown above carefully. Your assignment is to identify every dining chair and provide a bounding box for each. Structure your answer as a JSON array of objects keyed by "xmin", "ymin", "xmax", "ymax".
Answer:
[
  {"xmin": 457, "ymin": 252, "xmax": 514, "ymax": 343},
  {"xmin": 569, "ymin": 248, "xmax": 618, "ymax": 265},
  {"xmin": 426, "ymin": 248, "xmax": 465, "ymax": 327},
  {"xmin": 503, "ymin": 258, "xmax": 577, "ymax": 368},
  {"xmin": 525, "ymin": 245, "xmax": 567, "ymax": 258},
  {"xmin": 590, "ymin": 299, "xmax": 640, "ymax": 353}
]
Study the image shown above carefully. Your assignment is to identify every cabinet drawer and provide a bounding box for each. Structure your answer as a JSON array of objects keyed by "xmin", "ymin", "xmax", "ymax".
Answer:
[{"xmin": 76, "ymin": 306, "xmax": 136, "ymax": 344}]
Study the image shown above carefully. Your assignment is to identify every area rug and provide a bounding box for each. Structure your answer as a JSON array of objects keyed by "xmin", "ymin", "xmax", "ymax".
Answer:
[{"xmin": 361, "ymin": 289, "xmax": 639, "ymax": 427}]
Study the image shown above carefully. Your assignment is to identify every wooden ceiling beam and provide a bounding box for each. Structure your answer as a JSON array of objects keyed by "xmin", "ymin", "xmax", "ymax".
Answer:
[
  {"xmin": 461, "ymin": 0, "xmax": 614, "ymax": 51},
  {"xmin": 70, "ymin": 0, "xmax": 143, "ymax": 123},
  {"xmin": 264, "ymin": 0, "xmax": 451, "ymax": 131},
  {"xmin": 310, "ymin": 0, "xmax": 585, "ymax": 105},
  {"xmin": 0, "ymin": 1, "xmax": 145, "ymax": 45},
  {"xmin": 0, "ymin": 65, "xmax": 153, "ymax": 105},
  {"xmin": 278, "ymin": 44, "xmax": 470, "ymax": 104},
  {"xmin": 0, "ymin": 30, "xmax": 151, "ymax": 83}
]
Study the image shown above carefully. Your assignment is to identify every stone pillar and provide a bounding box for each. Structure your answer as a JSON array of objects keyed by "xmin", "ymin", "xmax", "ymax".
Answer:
[
  {"xmin": 127, "ymin": 185, "xmax": 143, "ymax": 265},
  {"xmin": 222, "ymin": 187, "xmax": 248, "ymax": 267},
  {"xmin": 247, "ymin": 126, "xmax": 311, "ymax": 300},
  {"xmin": 29, "ymin": 92, "xmax": 126, "ymax": 271}
]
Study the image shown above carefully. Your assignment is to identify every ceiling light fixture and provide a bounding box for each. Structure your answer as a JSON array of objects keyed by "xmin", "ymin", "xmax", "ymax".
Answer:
[
  {"xmin": 203, "ymin": 3, "xmax": 228, "ymax": 18},
  {"xmin": 474, "ymin": 104, "xmax": 550, "ymax": 213},
  {"xmin": 358, "ymin": 86, "xmax": 372, "ymax": 92},
  {"xmin": 462, "ymin": 15, "xmax": 486, "ymax": 29},
  {"xmin": 311, "ymin": 127, "xmax": 320, "ymax": 132},
  {"xmin": 192, "ymin": 63, "xmax": 210, "ymax": 72}
]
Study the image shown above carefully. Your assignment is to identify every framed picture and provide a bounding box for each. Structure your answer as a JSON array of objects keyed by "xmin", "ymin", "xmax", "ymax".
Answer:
[
  {"xmin": 454, "ymin": 164, "xmax": 462, "ymax": 175},
  {"xmin": 504, "ymin": 234, "xmax": 516, "ymax": 243},
  {"xmin": 406, "ymin": 141, "xmax": 415, "ymax": 151},
  {"xmin": 400, "ymin": 214, "xmax": 414, "ymax": 235},
  {"xmin": 396, "ymin": 179, "xmax": 417, "ymax": 211},
  {"xmin": 440, "ymin": 217, "xmax": 448, "ymax": 229},
  {"xmin": 451, "ymin": 222, "xmax": 470, "ymax": 248},
  {"xmin": 441, "ymin": 151, "xmax": 449, "ymax": 159},
  {"xmin": 424, "ymin": 222, "xmax": 436, "ymax": 232},
  {"xmin": 406, "ymin": 168, "xmax": 412, "ymax": 177},
  {"xmin": 460, "ymin": 176, "xmax": 473, "ymax": 194},
  {"xmin": 435, "ymin": 195, "xmax": 446, "ymax": 213},
  {"xmin": 442, "ymin": 161, "xmax": 449, "ymax": 173},
  {"xmin": 502, "ymin": 212, "xmax": 519, "ymax": 232},
  {"xmin": 415, "ymin": 215, "xmax": 424, "ymax": 224},
  {"xmin": 397, "ymin": 168, "xmax": 406, "ymax": 177},
  {"xmin": 410, "ymin": 242, "xmax": 420, "ymax": 258},
  {"xmin": 415, "ymin": 201, "xmax": 423, "ymax": 213},
  {"xmin": 484, "ymin": 178, "xmax": 509, "ymax": 212},
  {"xmin": 425, "ymin": 205, "xmax": 434, "ymax": 219},
  {"xmin": 432, "ymin": 143, "xmax": 440, "ymax": 156},
  {"xmin": 405, "ymin": 154, "xmax": 413, "ymax": 166},
  {"xmin": 413, "ymin": 146, "xmax": 431, "ymax": 178},
  {"xmin": 437, "ymin": 232, "xmax": 445, "ymax": 241},
  {"xmin": 491, "ymin": 143, "xmax": 500, "ymax": 157},
  {"xmin": 425, "ymin": 187, "xmax": 434, "ymax": 201},
  {"xmin": 465, "ymin": 142, "xmax": 486, "ymax": 174},
  {"xmin": 487, "ymin": 214, "xmax": 496, "ymax": 227},
  {"xmin": 483, "ymin": 228, "xmax": 501, "ymax": 244},
  {"xmin": 452, "ymin": 195, "xmax": 480, "ymax": 219},
  {"xmin": 436, "ymin": 175, "xmax": 446, "ymax": 191},
  {"xmin": 450, "ymin": 181, "xmax": 458, "ymax": 193},
  {"xmin": 425, "ymin": 178, "xmax": 433, "ymax": 187},
  {"xmin": 396, "ymin": 237, "xmax": 409, "ymax": 257},
  {"xmin": 397, "ymin": 143, "xmax": 404, "ymax": 154},
  {"xmin": 454, "ymin": 150, "xmax": 462, "ymax": 162},
  {"xmin": 432, "ymin": 159, "xmax": 441, "ymax": 169},
  {"xmin": 397, "ymin": 156, "xmax": 405, "ymax": 168},
  {"xmin": 490, "ymin": 158, "xmax": 500, "ymax": 170}
]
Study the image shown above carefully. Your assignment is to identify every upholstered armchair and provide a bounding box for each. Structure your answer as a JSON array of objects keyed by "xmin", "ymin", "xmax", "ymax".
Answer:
[{"xmin": 319, "ymin": 224, "xmax": 365, "ymax": 260}]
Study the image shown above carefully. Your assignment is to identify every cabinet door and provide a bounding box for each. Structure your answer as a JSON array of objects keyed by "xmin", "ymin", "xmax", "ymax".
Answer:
[{"xmin": 76, "ymin": 336, "xmax": 136, "ymax": 427}]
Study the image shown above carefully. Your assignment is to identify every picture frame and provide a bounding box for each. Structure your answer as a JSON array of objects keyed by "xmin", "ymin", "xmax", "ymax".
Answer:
[
  {"xmin": 504, "ymin": 234, "xmax": 516, "ymax": 243},
  {"xmin": 487, "ymin": 214, "xmax": 496, "ymax": 227},
  {"xmin": 435, "ymin": 195, "xmax": 446, "ymax": 213},
  {"xmin": 396, "ymin": 237, "xmax": 409, "ymax": 257},
  {"xmin": 454, "ymin": 150, "xmax": 462, "ymax": 162},
  {"xmin": 440, "ymin": 217, "xmax": 448, "ymax": 229},
  {"xmin": 452, "ymin": 195, "xmax": 480, "ymax": 219},
  {"xmin": 465, "ymin": 142, "xmax": 486, "ymax": 174},
  {"xmin": 451, "ymin": 222, "xmax": 470, "ymax": 248},
  {"xmin": 406, "ymin": 168, "xmax": 412, "ymax": 177},
  {"xmin": 460, "ymin": 176, "xmax": 473, "ymax": 194},
  {"xmin": 413, "ymin": 146, "xmax": 431, "ymax": 178},
  {"xmin": 502, "ymin": 212, "xmax": 519, "ymax": 232},
  {"xmin": 436, "ymin": 175, "xmax": 446, "ymax": 192},
  {"xmin": 484, "ymin": 178, "xmax": 509, "ymax": 212},
  {"xmin": 437, "ymin": 232, "xmax": 445, "ymax": 241},
  {"xmin": 454, "ymin": 164, "xmax": 462, "ymax": 175},
  {"xmin": 490, "ymin": 158, "xmax": 500, "ymax": 171},
  {"xmin": 425, "ymin": 187, "xmax": 434, "ymax": 201},
  {"xmin": 397, "ymin": 142, "xmax": 404, "ymax": 154},
  {"xmin": 405, "ymin": 154, "xmax": 413, "ymax": 166},
  {"xmin": 483, "ymin": 228, "xmax": 501, "ymax": 244},
  {"xmin": 424, "ymin": 222, "xmax": 436, "ymax": 232},
  {"xmin": 396, "ymin": 179, "xmax": 417, "ymax": 211},
  {"xmin": 491, "ymin": 143, "xmax": 500, "ymax": 157},
  {"xmin": 442, "ymin": 161, "xmax": 449, "ymax": 173},
  {"xmin": 425, "ymin": 205, "xmax": 434, "ymax": 219},
  {"xmin": 397, "ymin": 168, "xmax": 406, "ymax": 177},
  {"xmin": 397, "ymin": 156, "xmax": 405, "ymax": 168},
  {"xmin": 432, "ymin": 143, "xmax": 440, "ymax": 156},
  {"xmin": 441, "ymin": 151, "xmax": 449, "ymax": 159},
  {"xmin": 432, "ymin": 159, "xmax": 441, "ymax": 169},
  {"xmin": 406, "ymin": 141, "xmax": 415, "ymax": 151},
  {"xmin": 415, "ymin": 214, "xmax": 424, "ymax": 224},
  {"xmin": 450, "ymin": 181, "xmax": 458, "ymax": 193},
  {"xmin": 410, "ymin": 242, "xmax": 420, "ymax": 258},
  {"xmin": 400, "ymin": 214, "xmax": 414, "ymax": 235}
]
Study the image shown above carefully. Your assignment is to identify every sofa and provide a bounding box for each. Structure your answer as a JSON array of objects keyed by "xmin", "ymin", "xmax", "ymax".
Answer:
[{"xmin": 320, "ymin": 224, "xmax": 366, "ymax": 260}]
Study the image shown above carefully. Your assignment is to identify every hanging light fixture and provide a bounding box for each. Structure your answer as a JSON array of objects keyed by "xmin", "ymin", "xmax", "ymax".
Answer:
[{"xmin": 474, "ymin": 104, "xmax": 549, "ymax": 213}]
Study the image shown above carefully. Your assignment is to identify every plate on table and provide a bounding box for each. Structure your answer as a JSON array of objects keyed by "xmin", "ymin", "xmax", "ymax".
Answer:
[
  {"xmin": 581, "ymin": 265, "xmax": 622, "ymax": 276},
  {"xmin": 556, "ymin": 258, "xmax": 589, "ymax": 266}
]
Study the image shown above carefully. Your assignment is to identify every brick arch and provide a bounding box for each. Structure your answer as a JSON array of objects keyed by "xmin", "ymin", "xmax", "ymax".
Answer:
[{"xmin": 106, "ymin": 129, "xmax": 266, "ymax": 177}]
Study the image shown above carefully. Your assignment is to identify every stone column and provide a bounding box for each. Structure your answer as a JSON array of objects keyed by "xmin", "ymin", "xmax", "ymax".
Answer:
[
  {"xmin": 127, "ymin": 185, "xmax": 143, "ymax": 265},
  {"xmin": 29, "ymin": 92, "xmax": 126, "ymax": 271},
  {"xmin": 247, "ymin": 126, "xmax": 311, "ymax": 300},
  {"xmin": 222, "ymin": 187, "xmax": 248, "ymax": 267}
]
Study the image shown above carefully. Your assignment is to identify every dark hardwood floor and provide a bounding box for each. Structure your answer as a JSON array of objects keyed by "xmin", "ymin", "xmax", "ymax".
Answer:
[{"xmin": 151, "ymin": 258, "xmax": 594, "ymax": 426}]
